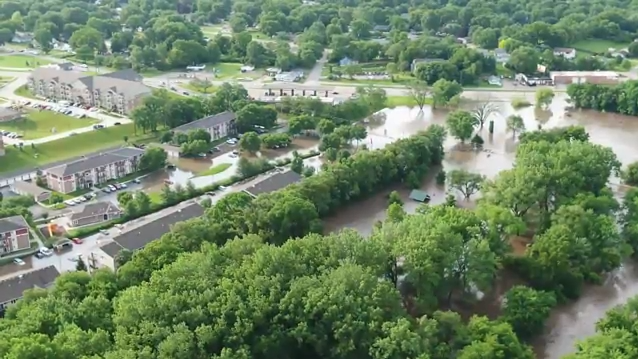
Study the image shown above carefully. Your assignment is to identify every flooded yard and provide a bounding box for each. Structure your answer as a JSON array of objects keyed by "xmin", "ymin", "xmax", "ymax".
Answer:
[{"xmin": 323, "ymin": 94, "xmax": 638, "ymax": 359}]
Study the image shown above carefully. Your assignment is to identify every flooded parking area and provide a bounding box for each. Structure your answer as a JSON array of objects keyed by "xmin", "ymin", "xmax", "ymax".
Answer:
[{"xmin": 323, "ymin": 94, "xmax": 638, "ymax": 359}]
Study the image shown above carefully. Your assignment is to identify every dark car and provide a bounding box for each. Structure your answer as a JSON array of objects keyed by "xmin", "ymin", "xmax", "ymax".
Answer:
[
  {"xmin": 113, "ymin": 122, "xmax": 121, "ymax": 125},
  {"xmin": 34, "ymin": 252, "xmax": 45, "ymax": 259}
]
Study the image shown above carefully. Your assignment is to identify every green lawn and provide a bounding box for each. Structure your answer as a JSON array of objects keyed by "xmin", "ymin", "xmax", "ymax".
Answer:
[
  {"xmin": 0, "ymin": 55, "xmax": 52, "ymax": 68},
  {"xmin": 182, "ymin": 82, "xmax": 217, "ymax": 94},
  {"xmin": 0, "ymin": 123, "xmax": 160, "ymax": 174},
  {"xmin": 14, "ymin": 85, "xmax": 38, "ymax": 99},
  {"xmin": 209, "ymin": 62, "xmax": 263, "ymax": 79},
  {"xmin": 387, "ymin": 96, "xmax": 433, "ymax": 108},
  {"xmin": 0, "ymin": 111, "xmax": 98, "ymax": 140},
  {"xmin": 201, "ymin": 24, "xmax": 225, "ymax": 37},
  {"xmin": 195, "ymin": 163, "xmax": 231, "ymax": 177},
  {"xmin": 571, "ymin": 39, "xmax": 630, "ymax": 55}
]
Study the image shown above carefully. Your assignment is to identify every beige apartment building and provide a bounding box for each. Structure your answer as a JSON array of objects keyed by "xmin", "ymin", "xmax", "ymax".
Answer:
[
  {"xmin": 0, "ymin": 215, "xmax": 31, "ymax": 255},
  {"xmin": 27, "ymin": 67, "xmax": 151, "ymax": 115},
  {"xmin": 45, "ymin": 147, "xmax": 145, "ymax": 194}
]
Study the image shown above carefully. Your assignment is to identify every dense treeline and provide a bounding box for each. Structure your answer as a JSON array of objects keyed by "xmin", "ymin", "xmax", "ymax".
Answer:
[{"xmin": 567, "ymin": 80, "xmax": 638, "ymax": 116}]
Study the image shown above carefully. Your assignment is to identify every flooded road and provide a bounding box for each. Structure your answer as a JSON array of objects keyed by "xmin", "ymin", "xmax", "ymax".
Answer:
[{"xmin": 323, "ymin": 94, "xmax": 638, "ymax": 359}]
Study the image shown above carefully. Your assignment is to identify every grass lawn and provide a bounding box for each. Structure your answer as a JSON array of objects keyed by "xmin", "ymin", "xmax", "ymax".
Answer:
[
  {"xmin": 0, "ymin": 55, "xmax": 52, "ymax": 68},
  {"xmin": 182, "ymin": 82, "xmax": 216, "ymax": 94},
  {"xmin": 0, "ymin": 111, "xmax": 98, "ymax": 140},
  {"xmin": 147, "ymin": 190, "xmax": 163, "ymax": 204},
  {"xmin": 208, "ymin": 62, "xmax": 263, "ymax": 80},
  {"xmin": 195, "ymin": 163, "xmax": 231, "ymax": 177},
  {"xmin": 14, "ymin": 85, "xmax": 38, "ymax": 99},
  {"xmin": 572, "ymin": 39, "xmax": 631, "ymax": 55},
  {"xmin": 0, "ymin": 123, "xmax": 160, "ymax": 174},
  {"xmin": 201, "ymin": 24, "xmax": 225, "ymax": 36},
  {"xmin": 387, "ymin": 96, "xmax": 433, "ymax": 108}
]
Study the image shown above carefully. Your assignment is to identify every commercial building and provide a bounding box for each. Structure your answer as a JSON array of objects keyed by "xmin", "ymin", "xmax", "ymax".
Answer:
[
  {"xmin": 0, "ymin": 215, "xmax": 31, "ymax": 255},
  {"xmin": 550, "ymin": 71, "xmax": 621, "ymax": 85},
  {"xmin": 44, "ymin": 147, "xmax": 145, "ymax": 194},
  {"xmin": 0, "ymin": 266, "xmax": 59, "ymax": 316},
  {"xmin": 68, "ymin": 201, "xmax": 122, "ymax": 227},
  {"xmin": 27, "ymin": 68, "xmax": 151, "ymax": 115},
  {"xmin": 172, "ymin": 111, "xmax": 237, "ymax": 141},
  {"xmin": 93, "ymin": 203, "xmax": 205, "ymax": 270},
  {"xmin": 0, "ymin": 108, "xmax": 23, "ymax": 122},
  {"xmin": 10, "ymin": 180, "xmax": 51, "ymax": 203},
  {"xmin": 244, "ymin": 170, "xmax": 303, "ymax": 197}
]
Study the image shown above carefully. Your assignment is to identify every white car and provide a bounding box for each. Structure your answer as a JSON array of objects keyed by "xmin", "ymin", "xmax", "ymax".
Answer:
[
  {"xmin": 108, "ymin": 185, "xmax": 117, "ymax": 191},
  {"xmin": 64, "ymin": 200, "xmax": 75, "ymax": 206},
  {"xmin": 120, "ymin": 183, "xmax": 127, "ymax": 188},
  {"xmin": 39, "ymin": 247, "xmax": 53, "ymax": 256},
  {"xmin": 13, "ymin": 258, "xmax": 25, "ymax": 265},
  {"xmin": 226, "ymin": 139, "xmax": 236, "ymax": 145}
]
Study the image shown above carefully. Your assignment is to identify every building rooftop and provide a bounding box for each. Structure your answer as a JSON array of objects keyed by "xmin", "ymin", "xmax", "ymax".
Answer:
[
  {"xmin": 173, "ymin": 111, "xmax": 236, "ymax": 133},
  {"xmin": 262, "ymin": 83, "xmax": 334, "ymax": 91},
  {"xmin": 550, "ymin": 71, "xmax": 620, "ymax": 77},
  {"xmin": 30, "ymin": 68, "xmax": 150, "ymax": 99},
  {"xmin": 100, "ymin": 203, "xmax": 205, "ymax": 258},
  {"xmin": 0, "ymin": 107, "xmax": 23, "ymax": 122},
  {"xmin": 0, "ymin": 215, "xmax": 29, "ymax": 233},
  {"xmin": 11, "ymin": 180, "xmax": 51, "ymax": 198},
  {"xmin": 70, "ymin": 201, "xmax": 120, "ymax": 221},
  {"xmin": 0, "ymin": 266, "xmax": 60, "ymax": 305},
  {"xmin": 244, "ymin": 170, "xmax": 303, "ymax": 197},
  {"xmin": 45, "ymin": 147, "xmax": 145, "ymax": 176}
]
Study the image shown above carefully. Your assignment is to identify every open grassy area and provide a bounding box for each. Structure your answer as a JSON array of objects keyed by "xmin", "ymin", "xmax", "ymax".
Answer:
[
  {"xmin": 387, "ymin": 96, "xmax": 433, "ymax": 108},
  {"xmin": 0, "ymin": 55, "xmax": 52, "ymax": 68},
  {"xmin": 201, "ymin": 24, "xmax": 225, "ymax": 37},
  {"xmin": 182, "ymin": 82, "xmax": 217, "ymax": 94},
  {"xmin": 195, "ymin": 163, "xmax": 231, "ymax": 177},
  {"xmin": 0, "ymin": 123, "xmax": 160, "ymax": 174},
  {"xmin": 14, "ymin": 85, "xmax": 38, "ymax": 99},
  {"xmin": 0, "ymin": 111, "xmax": 98, "ymax": 140},
  {"xmin": 572, "ymin": 39, "xmax": 631, "ymax": 55},
  {"xmin": 209, "ymin": 62, "xmax": 262, "ymax": 79}
]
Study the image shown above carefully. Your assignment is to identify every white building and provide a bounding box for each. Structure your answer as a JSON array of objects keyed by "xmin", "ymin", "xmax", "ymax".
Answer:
[{"xmin": 553, "ymin": 48, "xmax": 577, "ymax": 60}]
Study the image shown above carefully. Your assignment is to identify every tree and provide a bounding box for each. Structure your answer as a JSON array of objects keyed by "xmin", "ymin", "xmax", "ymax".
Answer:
[
  {"xmin": 448, "ymin": 169, "xmax": 486, "ymax": 199},
  {"xmin": 316, "ymin": 118, "xmax": 335, "ymax": 135},
  {"xmin": 472, "ymin": 102, "xmax": 498, "ymax": 130},
  {"xmin": 190, "ymin": 78, "xmax": 214, "ymax": 93},
  {"xmin": 388, "ymin": 191, "xmax": 403, "ymax": 206},
  {"xmin": 506, "ymin": 115, "xmax": 526, "ymax": 139},
  {"xmin": 407, "ymin": 81, "xmax": 429, "ymax": 110},
  {"xmin": 117, "ymin": 192, "xmax": 134, "ymax": 207},
  {"xmin": 535, "ymin": 88, "xmax": 555, "ymax": 109},
  {"xmin": 447, "ymin": 110, "xmax": 478, "ymax": 143},
  {"xmin": 239, "ymin": 131, "xmax": 261, "ymax": 153},
  {"xmin": 432, "ymin": 79, "xmax": 462, "ymax": 108},
  {"xmin": 34, "ymin": 28, "xmax": 53, "ymax": 54},
  {"xmin": 235, "ymin": 103, "xmax": 277, "ymax": 132},
  {"xmin": 139, "ymin": 147, "xmax": 168, "ymax": 171},
  {"xmin": 508, "ymin": 46, "xmax": 540, "ymax": 74},
  {"xmin": 75, "ymin": 257, "xmax": 87, "ymax": 271},
  {"xmin": 503, "ymin": 286, "xmax": 556, "ymax": 339},
  {"xmin": 622, "ymin": 162, "xmax": 638, "ymax": 186},
  {"xmin": 69, "ymin": 25, "xmax": 104, "ymax": 51},
  {"xmin": 291, "ymin": 155, "xmax": 303, "ymax": 174},
  {"xmin": 75, "ymin": 45, "xmax": 95, "ymax": 63}
]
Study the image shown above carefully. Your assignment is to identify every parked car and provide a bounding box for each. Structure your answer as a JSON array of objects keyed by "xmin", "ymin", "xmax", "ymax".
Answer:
[
  {"xmin": 34, "ymin": 252, "xmax": 45, "ymax": 259},
  {"xmin": 119, "ymin": 183, "xmax": 127, "ymax": 188},
  {"xmin": 102, "ymin": 187, "xmax": 111, "ymax": 193},
  {"xmin": 99, "ymin": 229, "xmax": 109, "ymax": 235},
  {"xmin": 133, "ymin": 178, "xmax": 141, "ymax": 184},
  {"xmin": 71, "ymin": 238, "xmax": 83, "ymax": 244},
  {"xmin": 114, "ymin": 184, "xmax": 123, "ymax": 189},
  {"xmin": 13, "ymin": 258, "xmax": 25, "ymax": 265},
  {"xmin": 64, "ymin": 200, "xmax": 75, "ymax": 206},
  {"xmin": 39, "ymin": 247, "xmax": 53, "ymax": 257},
  {"xmin": 108, "ymin": 185, "xmax": 117, "ymax": 191},
  {"xmin": 113, "ymin": 122, "xmax": 121, "ymax": 125}
]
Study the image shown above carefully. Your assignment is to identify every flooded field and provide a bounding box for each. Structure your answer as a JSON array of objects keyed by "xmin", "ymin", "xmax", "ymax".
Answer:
[{"xmin": 323, "ymin": 93, "xmax": 638, "ymax": 359}]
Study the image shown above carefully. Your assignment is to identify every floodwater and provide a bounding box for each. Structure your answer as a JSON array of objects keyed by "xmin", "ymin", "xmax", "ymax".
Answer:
[{"xmin": 323, "ymin": 93, "xmax": 638, "ymax": 359}]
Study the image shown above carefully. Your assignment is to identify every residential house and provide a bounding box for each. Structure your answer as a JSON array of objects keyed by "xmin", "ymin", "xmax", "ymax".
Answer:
[
  {"xmin": 27, "ymin": 68, "xmax": 150, "ymax": 115},
  {"xmin": 410, "ymin": 58, "xmax": 445, "ymax": 73},
  {"xmin": 157, "ymin": 143, "xmax": 182, "ymax": 158},
  {"xmin": 244, "ymin": 170, "xmax": 303, "ymax": 198},
  {"xmin": 68, "ymin": 201, "xmax": 122, "ymax": 227},
  {"xmin": 339, "ymin": 57, "xmax": 358, "ymax": 67},
  {"xmin": 44, "ymin": 147, "xmax": 145, "ymax": 194},
  {"xmin": 0, "ymin": 215, "xmax": 31, "ymax": 255},
  {"xmin": 0, "ymin": 266, "xmax": 59, "ymax": 316},
  {"xmin": 493, "ymin": 48, "xmax": 511, "ymax": 63},
  {"xmin": 550, "ymin": 71, "xmax": 620, "ymax": 85},
  {"xmin": 553, "ymin": 47, "xmax": 577, "ymax": 60},
  {"xmin": 11, "ymin": 32, "xmax": 33, "ymax": 44},
  {"xmin": 172, "ymin": 111, "xmax": 237, "ymax": 141},
  {"xmin": 10, "ymin": 181, "xmax": 51, "ymax": 203},
  {"xmin": 93, "ymin": 203, "xmax": 205, "ymax": 270}
]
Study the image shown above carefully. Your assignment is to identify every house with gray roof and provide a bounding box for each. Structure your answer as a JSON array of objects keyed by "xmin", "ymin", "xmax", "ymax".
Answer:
[
  {"xmin": 95, "ymin": 203, "xmax": 205, "ymax": 269},
  {"xmin": 68, "ymin": 201, "xmax": 122, "ymax": 227},
  {"xmin": 0, "ymin": 215, "xmax": 31, "ymax": 255},
  {"xmin": 10, "ymin": 180, "xmax": 51, "ymax": 203},
  {"xmin": 44, "ymin": 147, "xmax": 145, "ymax": 194},
  {"xmin": 27, "ymin": 68, "xmax": 151, "ymax": 115},
  {"xmin": 173, "ymin": 111, "xmax": 237, "ymax": 141},
  {"xmin": 0, "ymin": 266, "xmax": 59, "ymax": 316}
]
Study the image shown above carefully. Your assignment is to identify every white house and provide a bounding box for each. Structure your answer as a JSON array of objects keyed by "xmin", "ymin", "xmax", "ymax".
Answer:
[{"xmin": 553, "ymin": 48, "xmax": 577, "ymax": 60}]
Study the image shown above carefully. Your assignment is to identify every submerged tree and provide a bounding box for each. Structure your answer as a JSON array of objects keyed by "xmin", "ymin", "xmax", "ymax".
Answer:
[
  {"xmin": 506, "ymin": 115, "xmax": 526, "ymax": 139},
  {"xmin": 408, "ymin": 80, "xmax": 429, "ymax": 110},
  {"xmin": 448, "ymin": 169, "xmax": 486, "ymax": 199},
  {"xmin": 472, "ymin": 101, "xmax": 499, "ymax": 130}
]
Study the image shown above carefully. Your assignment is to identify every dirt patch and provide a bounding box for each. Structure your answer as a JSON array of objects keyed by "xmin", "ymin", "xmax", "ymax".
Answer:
[{"xmin": 509, "ymin": 235, "xmax": 532, "ymax": 256}]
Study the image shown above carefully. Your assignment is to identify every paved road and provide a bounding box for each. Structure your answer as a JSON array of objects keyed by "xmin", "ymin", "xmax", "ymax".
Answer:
[{"xmin": 304, "ymin": 50, "xmax": 328, "ymax": 85}]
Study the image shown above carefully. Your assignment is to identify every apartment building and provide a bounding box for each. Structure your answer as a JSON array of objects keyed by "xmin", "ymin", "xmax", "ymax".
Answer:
[
  {"xmin": 27, "ymin": 68, "xmax": 151, "ymax": 115},
  {"xmin": 172, "ymin": 111, "xmax": 237, "ymax": 141},
  {"xmin": 0, "ymin": 215, "xmax": 31, "ymax": 255},
  {"xmin": 0, "ymin": 266, "xmax": 59, "ymax": 316},
  {"xmin": 45, "ymin": 147, "xmax": 145, "ymax": 194}
]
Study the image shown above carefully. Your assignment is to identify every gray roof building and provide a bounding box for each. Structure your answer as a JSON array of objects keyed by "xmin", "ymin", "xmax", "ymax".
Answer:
[
  {"xmin": 99, "ymin": 203, "xmax": 205, "ymax": 257},
  {"xmin": 173, "ymin": 111, "xmax": 236, "ymax": 133},
  {"xmin": 0, "ymin": 108, "xmax": 23, "ymax": 122},
  {"xmin": 69, "ymin": 201, "xmax": 121, "ymax": 221},
  {"xmin": 0, "ymin": 266, "xmax": 60, "ymax": 306},
  {"xmin": 45, "ymin": 147, "xmax": 145, "ymax": 177},
  {"xmin": 0, "ymin": 215, "xmax": 29, "ymax": 233},
  {"xmin": 244, "ymin": 170, "xmax": 303, "ymax": 197}
]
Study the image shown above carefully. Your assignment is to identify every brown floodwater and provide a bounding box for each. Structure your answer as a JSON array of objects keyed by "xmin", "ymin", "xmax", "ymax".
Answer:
[{"xmin": 323, "ymin": 93, "xmax": 638, "ymax": 359}]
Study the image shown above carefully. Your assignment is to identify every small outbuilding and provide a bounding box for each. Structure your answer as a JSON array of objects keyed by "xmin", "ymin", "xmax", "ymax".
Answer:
[{"xmin": 409, "ymin": 190, "xmax": 431, "ymax": 202}]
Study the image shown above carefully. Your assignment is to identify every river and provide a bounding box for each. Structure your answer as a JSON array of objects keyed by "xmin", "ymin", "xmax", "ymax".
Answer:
[{"xmin": 323, "ymin": 93, "xmax": 638, "ymax": 359}]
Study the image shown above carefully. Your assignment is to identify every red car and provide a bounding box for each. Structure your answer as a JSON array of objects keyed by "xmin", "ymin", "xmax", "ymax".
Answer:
[{"xmin": 71, "ymin": 237, "xmax": 83, "ymax": 244}]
